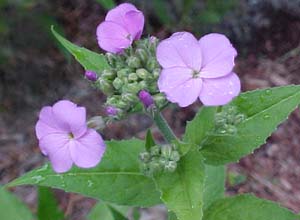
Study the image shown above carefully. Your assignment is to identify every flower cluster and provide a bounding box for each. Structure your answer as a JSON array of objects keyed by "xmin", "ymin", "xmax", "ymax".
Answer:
[
  {"xmin": 215, "ymin": 106, "xmax": 246, "ymax": 134},
  {"xmin": 139, "ymin": 144, "xmax": 180, "ymax": 176},
  {"xmin": 36, "ymin": 3, "xmax": 242, "ymax": 174}
]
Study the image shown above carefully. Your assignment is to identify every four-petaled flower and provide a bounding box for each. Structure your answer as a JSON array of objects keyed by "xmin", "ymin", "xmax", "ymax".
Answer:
[
  {"xmin": 156, "ymin": 32, "xmax": 241, "ymax": 107},
  {"xmin": 97, "ymin": 3, "xmax": 144, "ymax": 53},
  {"xmin": 35, "ymin": 100, "xmax": 106, "ymax": 173}
]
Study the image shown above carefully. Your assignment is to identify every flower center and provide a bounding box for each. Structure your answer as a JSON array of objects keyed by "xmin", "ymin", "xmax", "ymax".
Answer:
[
  {"xmin": 192, "ymin": 70, "xmax": 200, "ymax": 78},
  {"xmin": 68, "ymin": 132, "xmax": 74, "ymax": 139}
]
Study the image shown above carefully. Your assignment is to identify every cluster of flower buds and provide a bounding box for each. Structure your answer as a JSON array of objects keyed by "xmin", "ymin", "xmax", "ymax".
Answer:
[
  {"xmin": 215, "ymin": 106, "xmax": 246, "ymax": 135},
  {"xmin": 93, "ymin": 38, "xmax": 167, "ymax": 119},
  {"xmin": 139, "ymin": 144, "xmax": 180, "ymax": 176}
]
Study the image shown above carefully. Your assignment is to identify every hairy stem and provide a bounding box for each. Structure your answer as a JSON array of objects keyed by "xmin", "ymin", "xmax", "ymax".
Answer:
[{"xmin": 153, "ymin": 111, "xmax": 178, "ymax": 143}]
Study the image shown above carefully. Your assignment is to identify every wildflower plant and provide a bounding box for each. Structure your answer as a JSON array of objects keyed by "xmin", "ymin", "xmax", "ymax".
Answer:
[{"xmin": 5, "ymin": 3, "xmax": 300, "ymax": 220}]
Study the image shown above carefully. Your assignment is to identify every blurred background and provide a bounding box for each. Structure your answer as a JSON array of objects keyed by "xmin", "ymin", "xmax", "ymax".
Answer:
[{"xmin": 1, "ymin": 0, "xmax": 300, "ymax": 219}]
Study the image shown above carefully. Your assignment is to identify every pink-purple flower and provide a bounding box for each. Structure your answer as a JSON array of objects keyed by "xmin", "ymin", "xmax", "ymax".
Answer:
[
  {"xmin": 35, "ymin": 100, "xmax": 106, "ymax": 173},
  {"xmin": 156, "ymin": 32, "xmax": 241, "ymax": 107},
  {"xmin": 96, "ymin": 3, "xmax": 144, "ymax": 53}
]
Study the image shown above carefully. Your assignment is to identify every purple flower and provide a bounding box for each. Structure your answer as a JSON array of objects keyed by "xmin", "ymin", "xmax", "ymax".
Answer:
[
  {"xmin": 156, "ymin": 32, "xmax": 241, "ymax": 107},
  {"xmin": 138, "ymin": 90, "xmax": 154, "ymax": 108},
  {"xmin": 96, "ymin": 3, "xmax": 144, "ymax": 53},
  {"xmin": 85, "ymin": 70, "xmax": 98, "ymax": 81},
  {"xmin": 35, "ymin": 100, "xmax": 106, "ymax": 173}
]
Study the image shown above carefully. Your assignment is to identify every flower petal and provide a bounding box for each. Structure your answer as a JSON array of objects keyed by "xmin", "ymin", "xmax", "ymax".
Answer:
[
  {"xmin": 70, "ymin": 129, "xmax": 106, "ymax": 168},
  {"xmin": 105, "ymin": 3, "xmax": 137, "ymax": 25},
  {"xmin": 52, "ymin": 100, "xmax": 87, "ymax": 138},
  {"xmin": 158, "ymin": 67, "xmax": 202, "ymax": 107},
  {"xmin": 39, "ymin": 133, "xmax": 70, "ymax": 156},
  {"xmin": 48, "ymin": 145, "xmax": 73, "ymax": 173},
  {"xmin": 158, "ymin": 67, "xmax": 194, "ymax": 92},
  {"xmin": 35, "ymin": 120, "xmax": 64, "ymax": 140},
  {"xmin": 156, "ymin": 32, "xmax": 202, "ymax": 70},
  {"xmin": 199, "ymin": 72, "xmax": 241, "ymax": 106},
  {"xmin": 124, "ymin": 10, "xmax": 144, "ymax": 40},
  {"xmin": 96, "ymin": 21, "xmax": 132, "ymax": 53},
  {"xmin": 199, "ymin": 33, "xmax": 237, "ymax": 78}
]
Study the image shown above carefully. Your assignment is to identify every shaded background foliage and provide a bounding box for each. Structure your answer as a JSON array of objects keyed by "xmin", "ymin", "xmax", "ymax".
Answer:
[{"xmin": 1, "ymin": 0, "xmax": 300, "ymax": 219}]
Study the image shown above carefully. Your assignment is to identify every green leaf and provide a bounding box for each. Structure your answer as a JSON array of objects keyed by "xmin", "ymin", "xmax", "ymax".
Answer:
[
  {"xmin": 183, "ymin": 106, "xmax": 216, "ymax": 147},
  {"xmin": 145, "ymin": 129, "xmax": 156, "ymax": 151},
  {"xmin": 0, "ymin": 187, "xmax": 34, "ymax": 220},
  {"xmin": 51, "ymin": 26, "xmax": 109, "ymax": 74},
  {"xmin": 168, "ymin": 212, "xmax": 178, "ymax": 220},
  {"xmin": 203, "ymin": 165, "xmax": 225, "ymax": 210},
  {"xmin": 200, "ymin": 86, "xmax": 300, "ymax": 165},
  {"xmin": 154, "ymin": 150, "xmax": 205, "ymax": 220},
  {"xmin": 7, "ymin": 139, "xmax": 161, "ymax": 207},
  {"xmin": 88, "ymin": 202, "xmax": 129, "ymax": 220},
  {"xmin": 203, "ymin": 194, "xmax": 298, "ymax": 220},
  {"xmin": 38, "ymin": 187, "xmax": 64, "ymax": 220},
  {"xmin": 95, "ymin": 0, "xmax": 115, "ymax": 10}
]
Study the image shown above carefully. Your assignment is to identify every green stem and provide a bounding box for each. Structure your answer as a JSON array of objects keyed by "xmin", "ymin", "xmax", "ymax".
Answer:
[{"xmin": 153, "ymin": 111, "xmax": 178, "ymax": 143}]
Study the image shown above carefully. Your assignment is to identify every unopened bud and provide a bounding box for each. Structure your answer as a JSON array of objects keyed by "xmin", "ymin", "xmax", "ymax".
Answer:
[
  {"xmin": 87, "ymin": 116, "xmax": 105, "ymax": 130},
  {"xmin": 139, "ymin": 151, "xmax": 151, "ymax": 162},
  {"xmin": 85, "ymin": 70, "xmax": 98, "ymax": 81},
  {"xmin": 102, "ymin": 69, "xmax": 116, "ymax": 80},
  {"xmin": 170, "ymin": 151, "xmax": 180, "ymax": 162},
  {"xmin": 146, "ymin": 58, "xmax": 158, "ymax": 70},
  {"xmin": 234, "ymin": 114, "xmax": 246, "ymax": 124},
  {"xmin": 127, "ymin": 56, "xmax": 141, "ymax": 69},
  {"xmin": 153, "ymin": 93, "xmax": 167, "ymax": 108},
  {"xmin": 98, "ymin": 78, "xmax": 113, "ymax": 95},
  {"xmin": 126, "ymin": 82, "xmax": 141, "ymax": 94},
  {"xmin": 165, "ymin": 161, "xmax": 177, "ymax": 172},
  {"xmin": 128, "ymin": 72, "xmax": 138, "ymax": 82},
  {"xmin": 122, "ymin": 93, "xmax": 137, "ymax": 103},
  {"xmin": 153, "ymin": 68, "xmax": 161, "ymax": 79},
  {"xmin": 136, "ymin": 68, "xmax": 149, "ymax": 79},
  {"xmin": 113, "ymin": 77, "xmax": 123, "ymax": 90},
  {"xmin": 117, "ymin": 68, "xmax": 130, "ymax": 78},
  {"xmin": 106, "ymin": 53, "xmax": 117, "ymax": 66},
  {"xmin": 105, "ymin": 106, "xmax": 118, "ymax": 116},
  {"xmin": 139, "ymin": 90, "xmax": 154, "ymax": 108},
  {"xmin": 161, "ymin": 145, "xmax": 172, "ymax": 159},
  {"xmin": 150, "ymin": 145, "xmax": 160, "ymax": 156},
  {"xmin": 136, "ymin": 48, "xmax": 148, "ymax": 62}
]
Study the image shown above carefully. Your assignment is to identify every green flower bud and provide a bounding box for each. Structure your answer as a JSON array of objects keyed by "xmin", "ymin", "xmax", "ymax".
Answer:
[
  {"xmin": 106, "ymin": 96, "xmax": 120, "ymax": 105},
  {"xmin": 153, "ymin": 93, "xmax": 167, "ymax": 108},
  {"xmin": 98, "ymin": 78, "xmax": 113, "ymax": 95},
  {"xmin": 113, "ymin": 77, "xmax": 123, "ymax": 90},
  {"xmin": 106, "ymin": 53, "xmax": 117, "ymax": 66},
  {"xmin": 161, "ymin": 145, "xmax": 172, "ymax": 159},
  {"xmin": 136, "ymin": 68, "xmax": 150, "ymax": 79},
  {"xmin": 234, "ymin": 113, "xmax": 246, "ymax": 124},
  {"xmin": 225, "ymin": 124, "xmax": 237, "ymax": 134},
  {"xmin": 152, "ymin": 68, "xmax": 161, "ymax": 79},
  {"xmin": 170, "ymin": 151, "xmax": 180, "ymax": 162},
  {"xmin": 122, "ymin": 93, "xmax": 137, "ymax": 103},
  {"xmin": 150, "ymin": 145, "xmax": 160, "ymax": 156},
  {"xmin": 117, "ymin": 68, "xmax": 130, "ymax": 78},
  {"xmin": 148, "ymin": 159, "xmax": 162, "ymax": 173},
  {"xmin": 159, "ymin": 157, "xmax": 168, "ymax": 167},
  {"xmin": 146, "ymin": 58, "xmax": 158, "ymax": 71},
  {"xmin": 115, "ymin": 100, "xmax": 128, "ymax": 109},
  {"xmin": 136, "ymin": 48, "xmax": 148, "ymax": 62},
  {"xmin": 165, "ymin": 161, "xmax": 177, "ymax": 173},
  {"xmin": 128, "ymin": 72, "xmax": 138, "ymax": 82},
  {"xmin": 139, "ymin": 151, "xmax": 151, "ymax": 162},
  {"xmin": 102, "ymin": 69, "xmax": 116, "ymax": 80},
  {"xmin": 125, "ymin": 82, "xmax": 141, "ymax": 94},
  {"xmin": 138, "ymin": 81, "xmax": 148, "ymax": 90},
  {"xmin": 127, "ymin": 56, "xmax": 141, "ymax": 69}
]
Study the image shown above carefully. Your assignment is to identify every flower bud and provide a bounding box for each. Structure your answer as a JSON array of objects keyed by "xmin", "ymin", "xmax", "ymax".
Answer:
[
  {"xmin": 146, "ymin": 58, "xmax": 158, "ymax": 70},
  {"xmin": 165, "ymin": 161, "xmax": 177, "ymax": 173},
  {"xmin": 148, "ymin": 160, "xmax": 162, "ymax": 173},
  {"xmin": 106, "ymin": 53, "xmax": 117, "ymax": 66},
  {"xmin": 128, "ymin": 72, "xmax": 138, "ymax": 82},
  {"xmin": 105, "ymin": 106, "xmax": 118, "ymax": 116},
  {"xmin": 234, "ymin": 114, "xmax": 246, "ymax": 124},
  {"xmin": 136, "ymin": 48, "xmax": 148, "ymax": 62},
  {"xmin": 153, "ymin": 93, "xmax": 167, "ymax": 108},
  {"xmin": 136, "ymin": 68, "xmax": 150, "ymax": 79},
  {"xmin": 138, "ymin": 90, "xmax": 154, "ymax": 108},
  {"xmin": 117, "ymin": 68, "xmax": 130, "ymax": 78},
  {"xmin": 113, "ymin": 77, "xmax": 123, "ymax": 90},
  {"xmin": 125, "ymin": 82, "xmax": 141, "ymax": 94},
  {"xmin": 127, "ymin": 56, "xmax": 141, "ymax": 69},
  {"xmin": 150, "ymin": 145, "xmax": 160, "ymax": 156},
  {"xmin": 87, "ymin": 116, "xmax": 105, "ymax": 130},
  {"xmin": 85, "ymin": 70, "xmax": 98, "ymax": 81},
  {"xmin": 116, "ymin": 100, "xmax": 129, "ymax": 109},
  {"xmin": 122, "ymin": 93, "xmax": 137, "ymax": 103},
  {"xmin": 170, "ymin": 151, "xmax": 180, "ymax": 162},
  {"xmin": 98, "ymin": 78, "xmax": 113, "ymax": 95},
  {"xmin": 161, "ymin": 145, "xmax": 172, "ymax": 159},
  {"xmin": 153, "ymin": 68, "xmax": 161, "ymax": 79},
  {"xmin": 102, "ymin": 69, "xmax": 116, "ymax": 80},
  {"xmin": 106, "ymin": 96, "xmax": 119, "ymax": 105},
  {"xmin": 139, "ymin": 151, "xmax": 151, "ymax": 162}
]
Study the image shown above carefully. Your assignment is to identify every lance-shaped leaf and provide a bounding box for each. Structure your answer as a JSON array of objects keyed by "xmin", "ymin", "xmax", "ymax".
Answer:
[
  {"xmin": 203, "ymin": 194, "xmax": 299, "ymax": 220},
  {"xmin": 154, "ymin": 150, "xmax": 205, "ymax": 220},
  {"xmin": 38, "ymin": 187, "xmax": 64, "ymax": 220},
  {"xmin": 203, "ymin": 165, "xmax": 225, "ymax": 210},
  {"xmin": 7, "ymin": 139, "xmax": 161, "ymax": 207},
  {"xmin": 0, "ymin": 187, "xmax": 34, "ymax": 220},
  {"xmin": 51, "ymin": 26, "xmax": 109, "ymax": 74},
  {"xmin": 200, "ymin": 85, "xmax": 300, "ymax": 165},
  {"xmin": 88, "ymin": 202, "xmax": 129, "ymax": 220}
]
